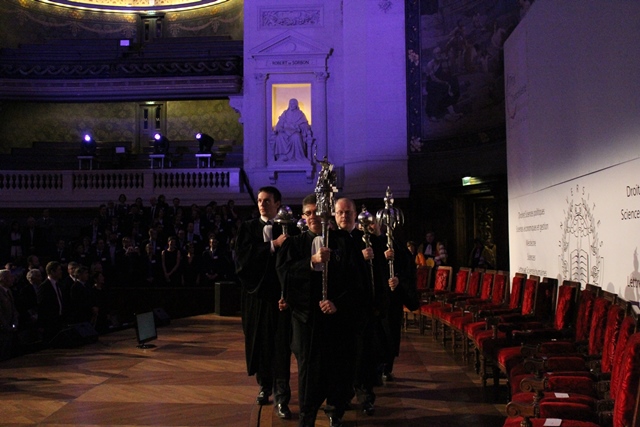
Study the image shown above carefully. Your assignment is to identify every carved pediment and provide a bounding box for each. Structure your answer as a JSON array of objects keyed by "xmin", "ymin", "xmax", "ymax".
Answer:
[{"xmin": 251, "ymin": 30, "xmax": 332, "ymax": 71}]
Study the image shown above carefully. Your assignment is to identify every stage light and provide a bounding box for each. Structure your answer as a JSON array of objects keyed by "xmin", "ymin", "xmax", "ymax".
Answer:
[
  {"xmin": 153, "ymin": 133, "xmax": 170, "ymax": 154},
  {"xmin": 81, "ymin": 134, "xmax": 97, "ymax": 156},
  {"xmin": 195, "ymin": 132, "xmax": 215, "ymax": 153}
]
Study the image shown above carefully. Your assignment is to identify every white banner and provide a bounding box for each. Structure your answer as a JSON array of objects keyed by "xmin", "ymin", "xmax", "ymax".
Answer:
[{"xmin": 509, "ymin": 157, "xmax": 640, "ymax": 302}]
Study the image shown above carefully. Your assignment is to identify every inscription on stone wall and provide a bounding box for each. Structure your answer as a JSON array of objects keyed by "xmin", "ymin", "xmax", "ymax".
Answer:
[
  {"xmin": 260, "ymin": 7, "xmax": 323, "ymax": 28},
  {"xmin": 270, "ymin": 59, "xmax": 312, "ymax": 66}
]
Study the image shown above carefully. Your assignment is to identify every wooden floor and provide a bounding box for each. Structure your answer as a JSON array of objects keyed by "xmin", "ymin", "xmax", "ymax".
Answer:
[{"xmin": 0, "ymin": 314, "xmax": 507, "ymax": 427}]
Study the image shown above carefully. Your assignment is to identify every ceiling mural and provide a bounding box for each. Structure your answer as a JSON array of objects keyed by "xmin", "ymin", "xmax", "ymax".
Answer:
[{"xmin": 34, "ymin": 0, "xmax": 229, "ymax": 13}]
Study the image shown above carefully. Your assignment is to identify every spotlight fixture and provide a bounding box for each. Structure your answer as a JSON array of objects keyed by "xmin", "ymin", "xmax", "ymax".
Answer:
[
  {"xmin": 195, "ymin": 132, "xmax": 215, "ymax": 153},
  {"xmin": 153, "ymin": 133, "xmax": 170, "ymax": 154},
  {"xmin": 81, "ymin": 134, "xmax": 97, "ymax": 156}
]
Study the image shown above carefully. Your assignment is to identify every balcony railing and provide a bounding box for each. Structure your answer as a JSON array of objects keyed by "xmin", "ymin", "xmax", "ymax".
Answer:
[{"xmin": 0, "ymin": 168, "xmax": 243, "ymax": 208}]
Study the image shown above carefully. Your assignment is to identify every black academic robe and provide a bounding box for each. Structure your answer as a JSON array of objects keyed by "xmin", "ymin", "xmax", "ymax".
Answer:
[
  {"xmin": 235, "ymin": 218, "xmax": 287, "ymax": 377},
  {"xmin": 373, "ymin": 234, "xmax": 417, "ymax": 360},
  {"xmin": 276, "ymin": 229, "xmax": 363, "ymax": 417}
]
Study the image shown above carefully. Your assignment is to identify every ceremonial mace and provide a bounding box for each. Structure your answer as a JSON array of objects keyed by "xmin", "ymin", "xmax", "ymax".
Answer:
[
  {"xmin": 375, "ymin": 187, "xmax": 404, "ymax": 286},
  {"xmin": 274, "ymin": 205, "xmax": 295, "ymax": 299},
  {"xmin": 358, "ymin": 205, "xmax": 376, "ymax": 298},
  {"xmin": 314, "ymin": 156, "xmax": 338, "ymax": 301},
  {"xmin": 274, "ymin": 205, "xmax": 294, "ymax": 236}
]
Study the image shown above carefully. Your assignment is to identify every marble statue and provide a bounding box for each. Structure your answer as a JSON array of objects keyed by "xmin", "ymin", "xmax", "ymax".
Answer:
[{"xmin": 270, "ymin": 98, "xmax": 313, "ymax": 162}]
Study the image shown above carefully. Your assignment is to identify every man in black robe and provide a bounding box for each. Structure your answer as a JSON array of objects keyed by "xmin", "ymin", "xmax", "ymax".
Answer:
[
  {"xmin": 276, "ymin": 194, "xmax": 362, "ymax": 427},
  {"xmin": 375, "ymin": 228, "xmax": 417, "ymax": 382},
  {"xmin": 334, "ymin": 198, "xmax": 384, "ymax": 416},
  {"xmin": 235, "ymin": 186, "xmax": 292, "ymax": 419}
]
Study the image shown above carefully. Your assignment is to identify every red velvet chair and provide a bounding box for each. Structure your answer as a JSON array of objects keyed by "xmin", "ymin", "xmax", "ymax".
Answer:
[
  {"xmin": 457, "ymin": 271, "xmax": 516, "ymax": 361},
  {"xmin": 419, "ymin": 266, "xmax": 452, "ymax": 334},
  {"xmin": 436, "ymin": 269, "xmax": 491, "ymax": 350},
  {"xmin": 477, "ymin": 278, "xmax": 569, "ymax": 388},
  {"xmin": 403, "ymin": 265, "xmax": 433, "ymax": 332},
  {"xmin": 503, "ymin": 325, "xmax": 640, "ymax": 427},
  {"xmin": 507, "ymin": 284, "xmax": 601, "ymax": 397},
  {"xmin": 489, "ymin": 280, "xmax": 578, "ymax": 389},
  {"xmin": 444, "ymin": 271, "xmax": 521, "ymax": 359},
  {"xmin": 421, "ymin": 267, "xmax": 470, "ymax": 340},
  {"xmin": 507, "ymin": 302, "xmax": 637, "ymax": 422}
]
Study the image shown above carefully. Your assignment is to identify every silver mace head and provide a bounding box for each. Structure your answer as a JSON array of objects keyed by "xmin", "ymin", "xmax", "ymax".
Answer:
[
  {"xmin": 375, "ymin": 186, "xmax": 404, "ymax": 232},
  {"xmin": 314, "ymin": 156, "xmax": 338, "ymax": 220},
  {"xmin": 274, "ymin": 205, "xmax": 294, "ymax": 235},
  {"xmin": 358, "ymin": 205, "xmax": 375, "ymax": 232},
  {"xmin": 297, "ymin": 217, "xmax": 308, "ymax": 232}
]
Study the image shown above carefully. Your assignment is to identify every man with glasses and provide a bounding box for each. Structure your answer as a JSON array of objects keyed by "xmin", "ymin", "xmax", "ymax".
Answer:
[
  {"xmin": 276, "ymin": 194, "xmax": 362, "ymax": 427},
  {"xmin": 334, "ymin": 197, "xmax": 384, "ymax": 416},
  {"xmin": 235, "ymin": 186, "xmax": 292, "ymax": 419}
]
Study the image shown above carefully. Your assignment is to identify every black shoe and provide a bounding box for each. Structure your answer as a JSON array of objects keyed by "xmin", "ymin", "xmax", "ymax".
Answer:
[
  {"xmin": 256, "ymin": 390, "xmax": 270, "ymax": 405},
  {"xmin": 275, "ymin": 403, "xmax": 292, "ymax": 419},
  {"xmin": 328, "ymin": 416, "xmax": 343, "ymax": 427},
  {"xmin": 362, "ymin": 401, "xmax": 375, "ymax": 416}
]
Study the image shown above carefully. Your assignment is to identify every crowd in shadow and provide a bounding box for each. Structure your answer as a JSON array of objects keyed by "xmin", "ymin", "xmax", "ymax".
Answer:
[{"xmin": 0, "ymin": 193, "xmax": 247, "ymax": 361}]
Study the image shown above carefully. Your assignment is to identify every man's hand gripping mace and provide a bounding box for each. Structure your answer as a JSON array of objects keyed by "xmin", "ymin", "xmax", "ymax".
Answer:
[
  {"xmin": 274, "ymin": 205, "xmax": 294, "ymax": 299},
  {"xmin": 314, "ymin": 156, "xmax": 338, "ymax": 301}
]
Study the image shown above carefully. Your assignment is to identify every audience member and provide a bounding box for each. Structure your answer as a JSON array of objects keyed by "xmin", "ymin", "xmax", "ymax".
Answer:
[
  {"xmin": 181, "ymin": 243, "xmax": 201, "ymax": 286},
  {"xmin": 468, "ymin": 237, "xmax": 495, "ymax": 269},
  {"xmin": 37, "ymin": 261, "xmax": 66, "ymax": 344},
  {"xmin": 0, "ymin": 269, "xmax": 19, "ymax": 360},
  {"xmin": 161, "ymin": 236, "xmax": 182, "ymax": 286},
  {"xmin": 143, "ymin": 243, "xmax": 162, "ymax": 287},
  {"xmin": 203, "ymin": 234, "xmax": 234, "ymax": 284},
  {"xmin": 417, "ymin": 231, "xmax": 448, "ymax": 266},
  {"xmin": 68, "ymin": 265, "xmax": 97, "ymax": 325},
  {"xmin": 22, "ymin": 216, "xmax": 44, "ymax": 257}
]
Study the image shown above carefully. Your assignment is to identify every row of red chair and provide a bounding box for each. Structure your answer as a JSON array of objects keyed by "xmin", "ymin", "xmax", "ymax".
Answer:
[{"xmin": 407, "ymin": 266, "xmax": 640, "ymax": 426}]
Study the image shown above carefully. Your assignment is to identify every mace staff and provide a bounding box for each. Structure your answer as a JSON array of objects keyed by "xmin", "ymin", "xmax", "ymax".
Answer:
[
  {"xmin": 358, "ymin": 205, "xmax": 376, "ymax": 298},
  {"xmin": 274, "ymin": 205, "xmax": 294, "ymax": 299},
  {"xmin": 314, "ymin": 155, "xmax": 338, "ymax": 301},
  {"xmin": 375, "ymin": 186, "xmax": 404, "ymax": 283}
]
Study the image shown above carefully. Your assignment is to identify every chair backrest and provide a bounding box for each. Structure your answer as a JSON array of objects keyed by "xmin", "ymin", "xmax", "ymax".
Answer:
[
  {"xmin": 588, "ymin": 290, "xmax": 617, "ymax": 356},
  {"xmin": 433, "ymin": 266, "xmax": 452, "ymax": 292},
  {"xmin": 416, "ymin": 266, "xmax": 432, "ymax": 292},
  {"xmin": 490, "ymin": 271, "xmax": 509, "ymax": 305},
  {"xmin": 610, "ymin": 305, "xmax": 640, "ymax": 401},
  {"xmin": 574, "ymin": 284, "xmax": 598, "ymax": 342},
  {"xmin": 531, "ymin": 277, "xmax": 559, "ymax": 319},
  {"xmin": 612, "ymin": 332, "xmax": 640, "ymax": 427},
  {"xmin": 453, "ymin": 267, "xmax": 471, "ymax": 294},
  {"xmin": 552, "ymin": 280, "xmax": 580, "ymax": 331},
  {"xmin": 507, "ymin": 273, "xmax": 528, "ymax": 310},
  {"xmin": 520, "ymin": 278, "xmax": 540, "ymax": 316},
  {"xmin": 467, "ymin": 270, "xmax": 483, "ymax": 298},
  {"xmin": 601, "ymin": 299, "xmax": 631, "ymax": 374},
  {"xmin": 479, "ymin": 269, "xmax": 496, "ymax": 300}
]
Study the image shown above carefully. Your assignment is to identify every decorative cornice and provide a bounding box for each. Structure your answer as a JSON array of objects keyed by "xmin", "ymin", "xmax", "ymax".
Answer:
[
  {"xmin": 0, "ymin": 75, "xmax": 242, "ymax": 101},
  {"xmin": 0, "ymin": 59, "xmax": 241, "ymax": 79},
  {"xmin": 259, "ymin": 5, "xmax": 323, "ymax": 28}
]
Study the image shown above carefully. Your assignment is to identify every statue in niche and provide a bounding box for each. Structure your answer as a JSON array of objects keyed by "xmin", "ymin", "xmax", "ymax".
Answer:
[{"xmin": 270, "ymin": 98, "xmax": 314, "ymax": 162}]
